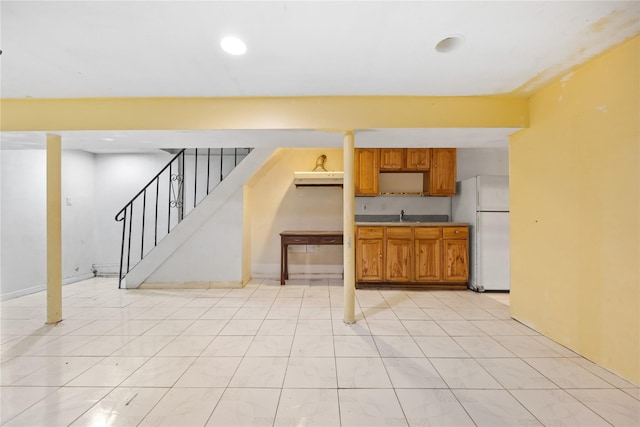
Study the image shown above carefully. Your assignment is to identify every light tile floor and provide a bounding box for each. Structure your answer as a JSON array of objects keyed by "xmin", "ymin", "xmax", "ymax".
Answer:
[{"xmin": 1, "ymin": 277, "xmax": 638, "ymax": 426}]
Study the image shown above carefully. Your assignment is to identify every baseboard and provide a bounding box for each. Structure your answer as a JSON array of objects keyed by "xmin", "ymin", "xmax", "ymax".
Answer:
[
  {"xmin": 136, "ymin": 281, "xmax": 244, "ymax": 290},
  {"xmin": 0, "ymin": 272, "xmax": 95, "ymax": 301}
]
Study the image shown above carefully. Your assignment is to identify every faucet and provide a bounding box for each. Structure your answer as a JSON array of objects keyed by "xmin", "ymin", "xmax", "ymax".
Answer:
[{"xmin": 400, "ymin": 210, "xmax": 405, "ymax": 222}]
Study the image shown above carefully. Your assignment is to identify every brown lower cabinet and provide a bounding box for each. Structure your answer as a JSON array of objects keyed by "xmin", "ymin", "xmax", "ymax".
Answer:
[{"xmin": 356, "ymin": 225, "xmax": 469, "ymax": 289}]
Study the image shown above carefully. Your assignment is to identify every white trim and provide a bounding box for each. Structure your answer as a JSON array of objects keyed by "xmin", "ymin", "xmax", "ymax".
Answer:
[{"xmin": 1, "ymin": 272, "xmax": 95, "ymax": 301}]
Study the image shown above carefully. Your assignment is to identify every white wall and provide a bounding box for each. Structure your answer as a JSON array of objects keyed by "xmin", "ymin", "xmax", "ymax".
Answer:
[
  {"xmin": 62, "ymin": 150, "xmax": 96, "ymax": 281},
  {"xmin": 1, "ymin": 149, "xmax": 96, "ymax": 299},
  {"xmin": 457, "ymin": 147, "xmax": 509, "ymax": 180},
  {"xmin": 93, "ymin": 152, "xmax": 173, "ymax": 274},
  {"xmin": 145, "ymin": 187, "xmax": 244, "ymax": 283}
]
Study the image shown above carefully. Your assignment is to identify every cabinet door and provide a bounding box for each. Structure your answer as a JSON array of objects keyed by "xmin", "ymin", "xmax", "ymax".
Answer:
[
  {"xmin": 406, "ymin": 148, "xmax": 431, "ymax": 170},
  {"xmin": 356, "ymin": 238, "xmax": 384, "ymax": 281},
  {"xmin": 355, "ymin": 148, "xmax": 379, "ymax": 196},
  {"xmin": 429, "ymin": 148, "xmax": 457, "ymax": 196},
  {"xmin": 443, "ymin": 239, "xmax": 469, "ymax": 282},
  {"xmin": 385, "ymin": 239, "xmax": 412, "ymax": 282},
  {"xmin": 380, "ymin": 149, "xmax": 404, "ymax": 170},
  {"xmin": 414, "ymin": 239, "xmax": 441, "ymax": 281}
]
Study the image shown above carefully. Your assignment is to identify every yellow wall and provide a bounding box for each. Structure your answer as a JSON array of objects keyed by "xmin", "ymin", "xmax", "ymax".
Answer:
[
  {"xmin": 510, "ymin": 36, "xmax": 639, "ymax": 383},
  {"xmin": 246, "ymin": 148, "xmax": 344, "ymax": 278}
]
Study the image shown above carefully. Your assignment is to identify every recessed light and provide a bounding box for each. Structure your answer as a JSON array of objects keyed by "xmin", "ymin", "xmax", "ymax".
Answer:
[
  {"xmin": 221, "ymin": 36, "xmax": 247, "ymax": 55},
  {"xmin": 435, "ymin": 35, "xmax": 465, "ymax": 53}
]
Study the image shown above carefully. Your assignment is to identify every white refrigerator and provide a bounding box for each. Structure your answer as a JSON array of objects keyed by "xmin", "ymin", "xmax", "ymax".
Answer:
[{"xmin": 451, "ymin": 175, "xmax": 510, "ymax": 292}]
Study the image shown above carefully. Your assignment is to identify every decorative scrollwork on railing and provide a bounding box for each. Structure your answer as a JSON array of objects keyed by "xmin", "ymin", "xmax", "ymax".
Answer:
[
  {"xmin": 114, "ymin": 148, "xmax": 253, "ymax": 288},
  {"xmin": 169, "ymin": 174, "xmax": 183, "ymax": 209}
]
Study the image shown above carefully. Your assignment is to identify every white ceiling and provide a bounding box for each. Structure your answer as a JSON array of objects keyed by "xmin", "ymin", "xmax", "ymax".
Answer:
[{"xmin": 1, "ymin": 1, "xmax": 638, "ymax": 151}]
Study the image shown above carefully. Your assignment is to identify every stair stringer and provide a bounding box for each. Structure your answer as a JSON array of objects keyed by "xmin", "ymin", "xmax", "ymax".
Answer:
[{"xmin": 122, "ymin": 147, "xmax": 277, "ymax": 288}]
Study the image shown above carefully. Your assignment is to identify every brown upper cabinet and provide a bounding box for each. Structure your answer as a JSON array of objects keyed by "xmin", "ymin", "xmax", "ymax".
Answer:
[
  {"xmin": 428, "ymin": 148, "xmax": 457, "ymax": 196},
  {"xmin": 379, "ymin": 148, "xmax": 431, "ymax": 171},
  {"xmin": 355, "ymin": 148, "xmax": 456, "ymax": 196},
  {"xmin": 354, "ymin": 148, "xmax": 379, "ymax": 196},
  {"xmin": 406, "ymin": 148, "xmax": 431, "ymax": 170}
]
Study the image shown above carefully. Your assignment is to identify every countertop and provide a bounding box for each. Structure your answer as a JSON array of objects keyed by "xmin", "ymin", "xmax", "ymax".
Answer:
[
  {"xmin": 356, "ymin": 222, "xmax": 468, "ymax": 227},
  {"xmin": 354, "ymin": 214, "xmax": 466, "ymax": 227}
]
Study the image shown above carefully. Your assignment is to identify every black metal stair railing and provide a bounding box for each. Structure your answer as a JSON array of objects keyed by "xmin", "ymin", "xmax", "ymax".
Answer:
[{"xmin": 115, "ymin": 148, "xmax": 252, "ymax": 288}]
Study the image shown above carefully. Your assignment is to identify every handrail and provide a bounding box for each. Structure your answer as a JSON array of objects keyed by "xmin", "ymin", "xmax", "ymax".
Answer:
[
  {"xmin": 115, "ymin": 147, "xmax": 252, "ymax": 288},
  {"xmin": 115, "ymin": 149, "xmax": 185, "ymax": 222}
]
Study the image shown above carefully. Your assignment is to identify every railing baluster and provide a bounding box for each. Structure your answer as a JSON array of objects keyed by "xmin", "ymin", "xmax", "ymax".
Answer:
[
  {"xmin": 194, "ymin": 149, "xmax": 198, "ymax": 208},
  {"xmin": 219, "ymin": 148, "xmax": 224, "ymax": 182},
  {"xmin": 115, "ymin": 147, "xmax": 252, "ymax": 288},
  {"xmin": 168, "ymin": 162, "xmax": 172, "ymax": 234},
  {"xmin": 141, "ymin": 189, "xmax": 146, "ymax": 260},
  {"xmin": 118, "ymin": 209, "xmax": 127, "ymax": 289},
  {"xmin": 180, "ymin": 151, "xmax": 185, "ymax": 221},
  {"xmin": 126, "ymin": 204, "xmax": 133, "ymax": 274},
  {"xmin": 155, "ymin": 178, "xmax": 159, "ymax": 246},
  {"xmin": 206, "ymin": 148, "xmax": 211, "ymax": 195}
]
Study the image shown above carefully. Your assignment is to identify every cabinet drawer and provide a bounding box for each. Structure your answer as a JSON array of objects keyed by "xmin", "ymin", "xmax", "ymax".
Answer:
[
  {"xmin": 414, "ymin": 227, "xmax": 441, "ymax": 239},
  {"xmin": 386, "ymin": 227, "xmax": 412, "ymax": 239},
  {"xmin": 443, "ymin": 227, "xmax": 468, "ymax": 239},
  {"xmin": 357, "ymin": 227, "xmax": 384, "ymax": 239},
  {"xmin": 318, "ymin": 236, "xmax": 342, "ymax": 244},
  {"xmin": 284, "ymin": 236, "xmax": 310, "ymax": 244}
]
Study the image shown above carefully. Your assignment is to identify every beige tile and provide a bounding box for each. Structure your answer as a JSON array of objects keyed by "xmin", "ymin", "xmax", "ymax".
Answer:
[
  {"xmin": 284, "ymin": 357, "xmax": 337, "ymax": 388},
  {"xmin": 396, "ymin": 388, "xmax": 475, "ymax": 427},
  {"xmin": 156, "ymin": 335, "xmax": 214, "ymax": 356},
  {"xmin": 275, "ymin": 389, "xmax": 340, "ymax": 427},
  {"xmin": 174, "ymin": 356, "xmax": 241, "ymax": 387},
  {"xmin": 453, "ymin": 389, "xmax": 542, "ymax": 427},
  {"xmin": 336, "ymin": 357, "xmax": 392, "ymax": 388},
  {"xmin": 477, "ymin": 358, "xmax": 557, "ymax": 389},
  {"xmin": 70, "ymin": 387, "xmax": 168, "ymax": 426},
  {"xmin": 229, "ymin": 357, "xmax": 288, "ymax": 388},
  {"xmin": 290, "ymin": 335, "xmax": 335, "ymax": 357},
  {"xmin": 338, "ymin": 389, "xmax": 407, "ymax": 426},
  {"xmin": 511, "ymin": 389, "xmax": 610, "ymax": 426},
  {"xmin": 383, "ymin": 357, "xmax": 447, "ymax": 388},
  {"xmin": 3, "ymin": 387, "xmax": 111, "ymax": 427},
  {"xmin": 200, "ymin": 335, "xmax": 253, "ymax": 357},
  {"xmin": 0, "ymin": 386, "xmax": 58, "ymax": 424},
  {"xmin": 120, "ymin": 356, "xmax": 195, "ymax": 387},
  {"xmin": 567, "ymin": 388, "xmax": 640, "ymax": 426},
  {"xmin": 430, "ymin": 358, "xmax": 502, "ymax": 389},
  {"xmin": 67, "ymin": 356, "xmax": 149, "ymax": 387},
  {"xmin": 13, "ymin": 356, "xmax": 103, "ymax": 386},
  {"xmin": 139, "ymin": 387, "xmax": 223, "ymax": 426},
  {"xmin": 206, "ymin": 388, "xmax": 280, "ymax": 427}
]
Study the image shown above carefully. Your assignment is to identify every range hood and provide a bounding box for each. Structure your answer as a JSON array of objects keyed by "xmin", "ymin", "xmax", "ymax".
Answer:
[{"xmin": 293, "ymin": 171, "xmax": 344, "ymax": 187}]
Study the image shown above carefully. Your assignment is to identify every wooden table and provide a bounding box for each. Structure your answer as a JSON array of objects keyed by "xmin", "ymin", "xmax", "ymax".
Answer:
[{"xmin": 280, "ymin": 231, "xmax": 343, "ymax": 285}]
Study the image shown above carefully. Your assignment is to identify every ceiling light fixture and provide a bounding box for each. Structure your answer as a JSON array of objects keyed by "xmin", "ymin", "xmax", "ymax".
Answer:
[
  {"xmin": 221, "ymin": 36, "xmax": 247, "ymax": 55},
  {"xmin": 435, "ymin": 35, "xmax": 465, "ymax": 53}
]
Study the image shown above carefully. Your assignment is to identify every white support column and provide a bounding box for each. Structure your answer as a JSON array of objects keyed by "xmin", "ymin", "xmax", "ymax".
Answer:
[
  {"xmin": 46, "ymin": 134, "xmax": 62, "ymax": 324},
  {"xmin": 343, "ymin": 130, "xmax": 356, "ymax": 324}
]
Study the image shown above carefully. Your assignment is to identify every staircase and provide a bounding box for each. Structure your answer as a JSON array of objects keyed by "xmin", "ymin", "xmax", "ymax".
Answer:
[{"xmin": 115, "ymin": 147, "xmax": 271, "ymax": 288}]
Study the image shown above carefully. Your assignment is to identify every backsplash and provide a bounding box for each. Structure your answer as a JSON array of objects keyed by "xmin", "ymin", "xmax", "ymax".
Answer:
[{"xmin": 355, "ymin": 195, "xmax": 451, "ymax": 217}]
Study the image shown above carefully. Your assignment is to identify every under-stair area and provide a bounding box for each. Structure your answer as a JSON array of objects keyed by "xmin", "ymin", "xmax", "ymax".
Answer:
[{"xmin": 116, "ymin": 147, "xmax": 276, "ymax": 289}]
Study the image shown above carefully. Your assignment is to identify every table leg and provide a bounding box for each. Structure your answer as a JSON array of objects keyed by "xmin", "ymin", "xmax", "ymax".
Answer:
[{"xmin": 280, "ymin": 243, "xmax": 287, "ymax": 285}]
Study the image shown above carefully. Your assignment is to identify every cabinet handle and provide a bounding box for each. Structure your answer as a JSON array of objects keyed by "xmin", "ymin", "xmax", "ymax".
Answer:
[
  {"xmin": 455, "ymin": 230, "xmax": 459, "ymax": 234},
  {"xmin": 379, "ymin": 254, "xmax": 383, "ymax": 258}
]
